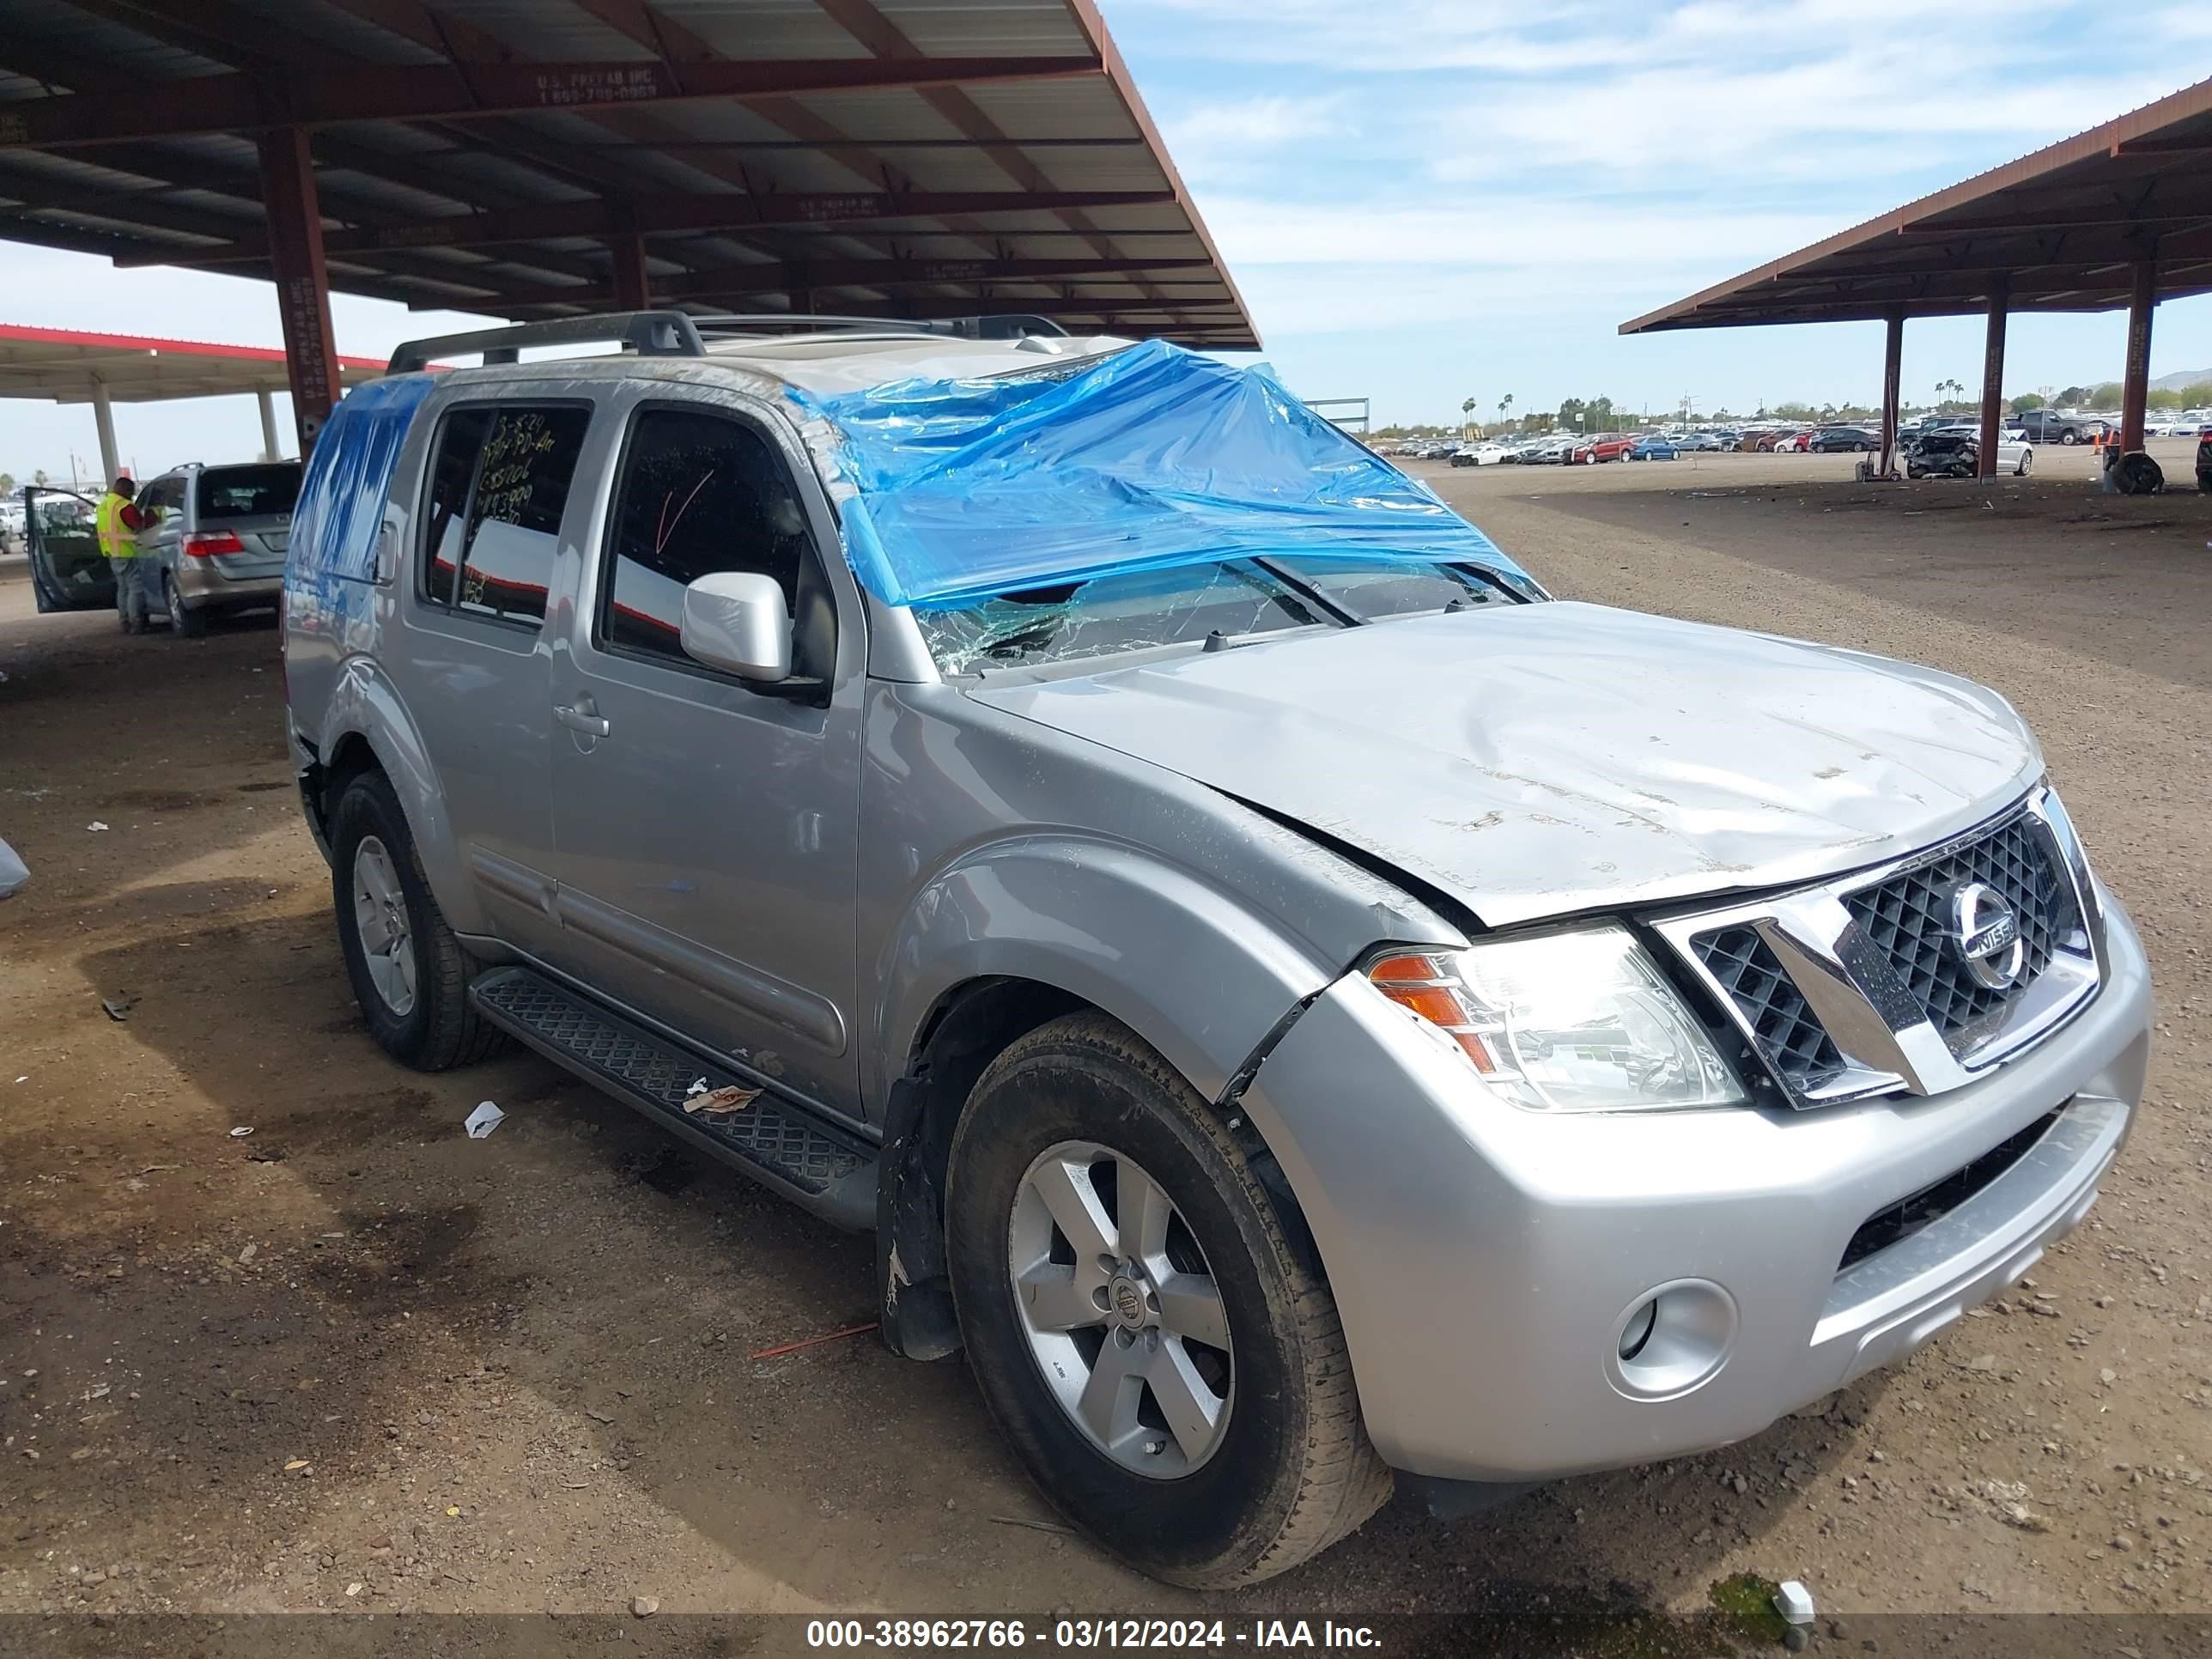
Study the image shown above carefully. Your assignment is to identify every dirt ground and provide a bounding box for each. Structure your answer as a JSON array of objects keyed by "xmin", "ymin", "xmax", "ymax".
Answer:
[{"xmin": 2, "ymin": 447, "xmax": 2209, "ymax": 1642}]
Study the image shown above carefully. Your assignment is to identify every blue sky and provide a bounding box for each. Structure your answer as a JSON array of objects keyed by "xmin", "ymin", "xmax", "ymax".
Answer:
[{"xmin": 4, "ymin": 0, "xmax": 2210, "ymax": 479}]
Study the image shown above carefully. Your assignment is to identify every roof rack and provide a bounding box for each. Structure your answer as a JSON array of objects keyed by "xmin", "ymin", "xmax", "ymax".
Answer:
[{"xmin": 386, "ymin": 308, "xmax": 1075, "ymax": 376}]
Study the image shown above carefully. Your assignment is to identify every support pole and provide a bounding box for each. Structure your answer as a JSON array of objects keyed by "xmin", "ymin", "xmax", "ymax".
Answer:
[
  {"xmin": 2120, "ymin": 260, "xmax": 2155, "ymax": 454},
  {"xmin": 608, "ymin": 210, "xmax": 650, "ymax": 311},
  {"xmin": 1876, "ymin": 308, "xmax": 1904, "ymax": 479},
  {"xmin": 1977, "ymin": 276, "xmax": 2008, "ymax": 480},
  {"xmin": 90, "ymin": 377, "xmax": 120, "ymax": 483},
  {"xmin": 256, "ymin": 126, "xmax": 342, "ymax": 453},
  {"xmin": 257, "ymin": 388, "xmax": 283, "ymax": 461}
]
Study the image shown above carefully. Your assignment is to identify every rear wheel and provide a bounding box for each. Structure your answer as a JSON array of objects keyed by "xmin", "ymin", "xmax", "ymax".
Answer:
[
  {"xmin": 165, "ymin": 571, "xmax": 206, "ymax": 637},
  {"xmin": 329, "ymin": 771, "xmax": 505, "ymax": 1071},
  {"xmin": 2059, "ymin": 428, "xmax": 2078, "ymax": 445},
  {"xmin": 946, "ymin": 1014, "xmax": 1390, "ymax": 1588}
]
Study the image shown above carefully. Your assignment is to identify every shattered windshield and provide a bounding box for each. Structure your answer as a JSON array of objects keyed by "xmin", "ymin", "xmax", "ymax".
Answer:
[
  {"xmin": 914, "ymin": 556, "xmax": 1530, "ymax": 675},
  {"xmin": 915, "ymin": 562, "xmax": 1325, "ymax": 675}
]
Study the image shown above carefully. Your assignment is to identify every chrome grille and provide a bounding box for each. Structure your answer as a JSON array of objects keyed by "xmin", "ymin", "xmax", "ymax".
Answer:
[
  {"xmin": 1692, "ymin": 926, "xmax": 1845, "ymax": 1092},
  {"xmin": 1843, "ymin": 816, "xmax": 2065, "ymax": 1049},
  {"xmin": 1658, "ymin": 788, "xmax": 2102, "ymax": 1108}
]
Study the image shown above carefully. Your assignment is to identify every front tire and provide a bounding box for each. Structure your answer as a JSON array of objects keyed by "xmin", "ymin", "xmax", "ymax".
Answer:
[
  {"xmin": 946, "ymin": 1014, "xmax": 1390, "ymax": 1588},
  {"xmin": 329, "ymin": 771, "xmax": 505, "ymax": 1071}
]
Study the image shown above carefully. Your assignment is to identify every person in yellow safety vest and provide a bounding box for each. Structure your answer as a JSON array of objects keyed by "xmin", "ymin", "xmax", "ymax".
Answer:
[{"xmin": 96, "ymin": 472, "xmax": 161, "ymax": 635}]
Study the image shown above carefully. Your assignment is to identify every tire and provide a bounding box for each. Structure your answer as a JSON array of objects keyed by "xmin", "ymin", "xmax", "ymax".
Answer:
[
  {"xmin": 2016, "ymin": 451, "xmax": 2032, "ymax": 477},
  {"xmin": 945, "ymin": 1013, "xmax": 1390, "ymax": 1588},
  {"xmin": 329, "ymin": 770, "xmax": 506, "ymax": 1071},
  {"xmin": 2059, "ymin": 428, "xmax": 2077, "ymax": 445},
  {"xmin": 166, "ymin": 571, "xmax": 207, "ymax": 637}
]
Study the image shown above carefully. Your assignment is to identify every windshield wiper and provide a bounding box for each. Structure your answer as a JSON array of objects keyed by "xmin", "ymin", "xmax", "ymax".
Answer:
[{"xmin": 1249, "ymin": 556, "xmax": 1364, "ymax": 627}]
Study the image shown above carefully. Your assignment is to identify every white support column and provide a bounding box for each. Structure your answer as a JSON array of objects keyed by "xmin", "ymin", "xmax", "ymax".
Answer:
[
  {"xmin": 91, "ymin": 378, "xmax": 121, "ymax": 483},
  {"xmin": 258, "ymin": 387, "xmax": 283, "ymax": 461}
]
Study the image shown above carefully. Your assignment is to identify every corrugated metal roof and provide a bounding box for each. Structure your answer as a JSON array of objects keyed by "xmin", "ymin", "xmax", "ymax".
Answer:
[
  {"xmin": 0, "ymin": 0, "xmax": 1255, "ymax": 345},
  {"xmin": 1623, "ymin": 76, "xmax": 2212, "ymax": 333}
]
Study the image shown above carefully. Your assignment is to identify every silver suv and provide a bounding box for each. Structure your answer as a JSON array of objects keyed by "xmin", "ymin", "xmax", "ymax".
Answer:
[{"xmin": 283, "ymin": 313, "xmax": 2150, "ymax": 1588}]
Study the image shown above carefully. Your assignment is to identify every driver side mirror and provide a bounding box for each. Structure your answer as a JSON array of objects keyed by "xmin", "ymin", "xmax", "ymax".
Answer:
[{"xmin": 680, "ymin": 572, "xmax": 791, "ymax": 683}]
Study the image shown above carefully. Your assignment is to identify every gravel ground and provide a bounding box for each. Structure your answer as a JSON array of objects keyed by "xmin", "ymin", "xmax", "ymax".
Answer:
[{"xmin": 0, "ymin": 447, "xmax": 2207, "ymax": 1643}]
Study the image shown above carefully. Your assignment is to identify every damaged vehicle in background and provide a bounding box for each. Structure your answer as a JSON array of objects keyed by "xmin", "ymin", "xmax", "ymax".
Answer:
[
  {"xmin": 283, "ymin": 311, "xmax": 2151, "ymax": 1589},
  {"xmin": 1905, "ymin": 429, "xmax": 2035, "ymax": 479}
]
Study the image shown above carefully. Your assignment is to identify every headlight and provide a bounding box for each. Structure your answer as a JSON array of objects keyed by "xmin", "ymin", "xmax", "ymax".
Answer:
[{"xmin": 1367, "ymin": 926, "xmax": 1747, "ymax": 1113}]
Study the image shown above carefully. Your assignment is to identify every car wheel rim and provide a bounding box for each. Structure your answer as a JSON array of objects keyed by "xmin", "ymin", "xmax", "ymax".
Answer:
[
  {"xmin": 1007, "ymin": 1139, "xmax": 1233, "ymax": 1480},
  {"xmin": 350, "ymin": 835, "xmax": 417, "ymax": 1017}
]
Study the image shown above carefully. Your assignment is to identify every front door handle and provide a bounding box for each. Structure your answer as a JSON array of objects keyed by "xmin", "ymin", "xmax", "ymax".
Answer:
[{"xmin": 554, "ymin": 700, "xmax": 610, "ymax": 738}]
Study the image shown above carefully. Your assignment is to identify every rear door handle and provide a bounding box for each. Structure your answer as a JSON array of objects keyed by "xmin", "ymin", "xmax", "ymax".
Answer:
[{"xmin": 554, "ymin": 702, "xmax": 610, "ymax": 738}]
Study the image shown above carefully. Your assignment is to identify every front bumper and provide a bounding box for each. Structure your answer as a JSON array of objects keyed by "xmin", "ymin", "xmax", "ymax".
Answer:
[{"xmin": 1240, "ymin": 889, "xmax": 2150, "ymax": 1481}]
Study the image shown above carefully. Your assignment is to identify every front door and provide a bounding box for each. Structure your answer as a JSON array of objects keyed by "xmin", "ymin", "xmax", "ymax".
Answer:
[
  {"xmin": 22, "ymin": 489, "xmax": 111, "ymax": 612},
  {"xmin": 546, "ymin": 388, "xmax": 866, "ymax": 1122}
]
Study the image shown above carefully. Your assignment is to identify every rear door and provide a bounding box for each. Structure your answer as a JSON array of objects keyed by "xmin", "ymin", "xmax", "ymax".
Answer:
[
  {"xmin": 191, "ymin": 463, "xmax": 298, "ymax": 581},
  {"xmin": 22, "ymin": 488, "xmax": 112, "ymax": 612},
  {"xmin": 401, "ymin": 390, "xmax": 600, "ymax": 960}
]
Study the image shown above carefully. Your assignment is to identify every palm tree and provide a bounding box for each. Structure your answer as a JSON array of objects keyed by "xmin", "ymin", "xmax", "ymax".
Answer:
[
  {"xmin": 1498, "ymin": 392, "xmax": 1513, "ymax": 428},
  {"xmin": 1461, "ymin": 397, "xmax": 1478, "ymax": 438}
]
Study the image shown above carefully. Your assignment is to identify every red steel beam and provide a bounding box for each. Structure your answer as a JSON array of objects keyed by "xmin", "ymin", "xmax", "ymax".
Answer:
[
  {"xmin": 256, "ymin": 126, "xmax": 342, "ymax": 451},
  {"xmin": 0, "ymin": 56, "xmax": 1103, "ymax": 149},
  {"xmin": 2119, "ymin": 261, "xmax": 2155, "ymax": 452},
  {"xmin": 449, "ymin": 255, "xmax": 1219, "ymax": 310},
  {"xmin": 1876, "ymin": 308, "xmax": 1903, "ymax": 479},
  {"xmin": 609, "ymin": 209, "xmax": 652, "ymax": 311},
  {"xmin": 113, "ymin": 190, "xmax": 1180, "ymax": 268},
  {"xmin": 1977, "ymin": 274, "xmax": 2008, "ymax": 480}
]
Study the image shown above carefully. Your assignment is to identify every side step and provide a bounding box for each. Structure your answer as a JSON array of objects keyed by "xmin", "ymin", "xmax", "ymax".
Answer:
[{"xmin": 470, "ymin": 966, "xmax": 876, "ymax": 1231}]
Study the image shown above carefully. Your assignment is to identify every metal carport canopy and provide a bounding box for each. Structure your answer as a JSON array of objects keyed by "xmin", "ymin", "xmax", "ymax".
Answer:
[
  {"xmin": 0, "ymin": 0, "xmax": 1257, "ymax": 358},
  {"xmin": 0, "ymin": 320, "xmax": 398, "ymax": 477},
  {"xmin": 0, "ymin": 323, "xmax": 389, "ymax": 403},
  {"xmin": 1618, "ymin": 75, "xmax": 2212, "ymax": 333}
]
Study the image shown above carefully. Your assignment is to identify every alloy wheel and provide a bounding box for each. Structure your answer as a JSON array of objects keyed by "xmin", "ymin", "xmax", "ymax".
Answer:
[
  {"xmin": 350, "ymin": 835, "xmax": 417, "ymax": 1017},
  {"xmin": 1007, "ymin": 1139, "xmax": 1233, "ymax": 1479}
]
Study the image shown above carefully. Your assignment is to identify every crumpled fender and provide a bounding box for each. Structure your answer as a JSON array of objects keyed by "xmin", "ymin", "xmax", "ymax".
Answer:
[{"xmin": 869, "ymin": 834, "xmax": 1337, "ymax": 1110}]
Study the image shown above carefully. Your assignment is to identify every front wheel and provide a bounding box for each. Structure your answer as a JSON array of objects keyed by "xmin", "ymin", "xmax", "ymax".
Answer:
[
  {"xmin": 2016, "ymin": 451, "xmax": 2033, "ymax": 477},
  {"xmin": 946, "ymin": 1014, "xmax": 1390, "ymax": 1588},
  {"xmin": 329, "ymin": 771, "xmax": 506, "ymax": 1071}
]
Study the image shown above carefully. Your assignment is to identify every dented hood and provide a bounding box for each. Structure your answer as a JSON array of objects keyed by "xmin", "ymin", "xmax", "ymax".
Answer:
[{"xmin": 968, "ymin": 601, "xmax": 2043, "ymax": 927}]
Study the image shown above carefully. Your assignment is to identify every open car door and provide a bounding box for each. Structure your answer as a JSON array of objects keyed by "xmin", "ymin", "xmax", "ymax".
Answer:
[{"xmin": 24, "ymin": 486, "xmax": 114, "ymax": 613}]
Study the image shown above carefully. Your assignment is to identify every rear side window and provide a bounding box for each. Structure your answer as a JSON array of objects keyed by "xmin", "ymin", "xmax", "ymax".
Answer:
[
  {"xmin": 196, "ymin": 465, "xmax": 299, "ymax": 519},
  {"xmin": 597, "ymin": 405, "xmax": 811, "ymax": 663},
  {"xmin": 418, "ymin": 404, "xmax": 589, "ymax": 628},
  {"xmin": 140, "ymin": 477, "xmax": 185, "ymax": 515}
]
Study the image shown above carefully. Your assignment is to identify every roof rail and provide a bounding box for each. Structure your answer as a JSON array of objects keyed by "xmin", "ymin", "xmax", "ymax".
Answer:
[
  {"xmin": 386, "ymin": 311, "xmax": 706, "ymax": 374},
  {"xmin": 385, "ymin": 307, "xmax": 1079, "ymax": 376},
  {"xmin": 686, "ymin": 313, "xmax": 949, "ymax": 337}
]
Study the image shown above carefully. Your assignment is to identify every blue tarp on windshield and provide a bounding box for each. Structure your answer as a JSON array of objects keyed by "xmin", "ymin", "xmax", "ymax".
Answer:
[{"xmin": 796, "ymin": 338, "xmax": 1524, "ymax": 608}]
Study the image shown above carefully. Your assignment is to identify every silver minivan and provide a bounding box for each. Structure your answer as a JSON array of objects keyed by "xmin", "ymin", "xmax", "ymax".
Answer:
[
  {"xmin": 283, "ymin": 313, "xmax": 2150, "ymax": 1588},
  {"xmin": 137, "ymin": 459, "xmax": 299, "ymax": 635}
]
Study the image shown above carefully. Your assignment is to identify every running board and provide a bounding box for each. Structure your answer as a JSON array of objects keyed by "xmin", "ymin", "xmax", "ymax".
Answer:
[{"xmin": 469, "ymin": 966, "xmax": 875, "ymax": 1231}]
